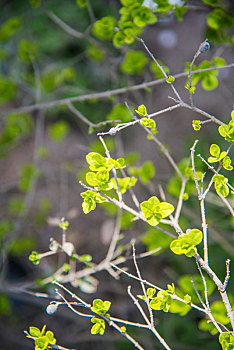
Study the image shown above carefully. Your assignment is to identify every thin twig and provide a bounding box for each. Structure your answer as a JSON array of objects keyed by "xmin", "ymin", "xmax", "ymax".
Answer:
[
  {"xmin": 132, "ymin": 240, "xmax": 154, "ymax": 326},
  {"xmin": 194, "ymin": 253, "xmax": 234, "ymax": 330},
  {"xmin": 4, "ymin": 65, "xmax": 234, "ymax": 117},
  {"xmin": 174, "ymin": 169, "xmax": 188, "ymax": 222},
  {"xmin": 220, "ymin": 259, "xmax": 231, "ymax": 293},
  {"xmin": 99, "ymin": 136, "xmax": 123, "ymax": 203},
  {"xmin": 191, "ymin": 140, "xmax": 209, "ymax": 265},
  {"xmin": 79, "ymin": 181, "xmax": 177, "ymax": 238},
  {"xmin": 217, "ymin": 194, "xmax": 234, "ymax": 216},
  {"xmin": 188, "ymin": 39, "xmax": 209, "ymax": 106},
  {"xmin": 53, "ymin": 281, "xmax": 145, "ymax": 350},
  {"xmin": 105, "ymin": 209, "xmax": 122, "ymax": 264},
  {"xmin": 195, "ymin": 260, "xmax": 210, "ymax": 310},
  {"xmin": 136, "ymin": 37, "xmax": 182, "ymax": 103},
  {"xmin": 191, "ymin": 278, "xmax": 206, "ymax": 308},
  {"xmin": 197, "ymin": 154, "xmax": 234, "ymax": 194},
  {"xmin": 124, "ymin": 102, "xmax": 184, "ymax": 181},
  {"xmin": 192, "ymin": 269, "xmax": 223, "ymax": 334},
  {"xmin": 128, "ymin": 286, "xmax": 172, "ymax": 350},
  {"xmin": 67, "ymin": 102, "xmax": 121, "ymax": 129},
  {"xmin": 111, "ymin": 264, "xmax": 206, "ymax": 314}
]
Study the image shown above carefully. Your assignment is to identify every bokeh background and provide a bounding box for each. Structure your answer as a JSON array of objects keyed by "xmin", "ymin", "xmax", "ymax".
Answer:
[{"xmin": 0, "ymin": 0, "xmax": 233, "ymax": 349}]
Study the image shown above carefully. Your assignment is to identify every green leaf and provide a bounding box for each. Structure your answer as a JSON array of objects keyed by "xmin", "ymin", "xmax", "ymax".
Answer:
[
  {"xmin": 192, "ymin": 120, "xmax": 201, "ymax": 131},
  {"xmin": 80, "ymin": 254, "xmax": 92, "ymax": 262},
  {"xmin": 106, "ymin": 104, "xmax": 132, "ymax": 123},
  {"xmin": 142, "ymin": 226, "xmax": 173, "ymax": 255},
  {"xmin": 91, "ymin": 299, "xmax": 111, "ymax": 315},
  {"xmin": 59, "ymin": 220, "xmax": 69, "ymax": 230},
  {"xmin": 222, "ymin": 156, "xmax": 233, "ymax": 171},
  {"xmin": 169, "ymin": 298, "xmax": 191, "ymax": 316},
  {"xmin": 140, "ymin": 118, "xmax": 156, "ymax": 130},
  {"xmin": 7, "ymin": 197, "xmax": 25, "ymax": 216},
  {"xmin": 141, "ymin": 161, "xmax": 156, "ymax": 184},
  {"xmin": 185, "ymin": 247, "xmax": 197, "ymax": 257},
  {"xmin": 29, "ymin": 327, "xmax": 41, "ymax": 338},
  {"xmin": 29, "ymin": 0, "xmax": 41, "ymax": 7},
  {"xmin": 0, "ymin": 75, "xmax": 16, "ymax": 105},
  {"xmin": 9, "ymin": 235, "xmax": 35, "ymax": 256},
  {"xmin": 80, "ymin": 190, "xmax": 106, "ymax": 214},
  {"xmin": 202, "ymin": 0, "xmax": 221, "ymax": 6},
  {"xmin": 76, "ymin": 0, "xmax": 88, "ymax": 7},
  {"xmin": 207, "ymin": 9, "xmax": 233, "ymax": 31},
  {"xmin": 218, "ymin": 114, "xmax": 234, "ymax": 142},
  {"xmin": 147, "ymin": 288, "xmax": 156, "ymax": 298},
  {"xmin": 166, "ymin": 75, "xmax": 175, "ymax": 84},
  {"xmin": 121, "ymin": 50, "xmax": 148, "ymax": 75},
  {"xmin": 114, "ymin": 158, "xmax": 126, "ymax": 169},
  {"xmin": 141, "ymin": 196, "xmax": 174, "ymax": 226},
  {"xmin": 213, "ymin": 175, "xmax": 229, "ymax": 197},
  {"xmin": 86, "ymin": 152, "xmax": 114, "ymax": 172},
  {"xmin": 150, "ymin": 291, "xmax": 172, "ymax": 312},
  {"xmin": 129, "ymin": 161, "xmax": 155, "ymax": 185},
  {"xmin": 45, "ymin": 331, "xmax": 56, "ymax": 345},
  {"xmin": 29, "ymin": 251, "xmax": 40, "ymax": 265},
  {"xmin": 150, "ymin": 298, "xmax": 162, "ymax": 310},
  {"xmin": 0, "ymin": 219, "xmax": 14, "ymax": 239},
  {"xmin": 18, "ymin": 164, "xmax": 40, "ymax": 192},
  {"xmin": 91, "ymin": 318, "xmax": 105, "ymax": 335},
  {"xmin": 166, "ymin": 283, "xmax": 175, "ymax": 294},
  {"xmin": 136, "ymin": 104, "xmax": 147, "ymax": 116},
  {"xmin": 174, "ymin": 5, "xmax": 187, "ymax": 22},
  {"xmin": 209, "ymin": 144, "xmax": 220, "ymax": 158},
  {"xmin": 0, "ymin": 293, "xmax": 11, "ymax": 315},
  {"xmin": 18, "ymin": 39, "xmax": 38, "ymax": 63},
  {"xmin": 183, "ymin": 294, "xmax": 192, "ymax": 304},
  {"xmin": 62, "ymin": 263, "xmax": 70, "ymax": 272},
  {"xmin": 179, "ymin": 275, "xmax": 215, "ymax": 305},
  {"xmin": 0, "ymin": 113, "xmax": 33, "ymax": 157},
  {"xmin": 35, "ymin": 336, "xmax": 49, "ymax": 350},
  {"xmin": 0, "ymin": 17, "xmax": 22, "ymax": 42},
  {"xmin": 154, "ymin": 0, "xmax": 173, "ymax": 12},
  {"xmin": 212, "ymin": 57, "xmax": 226, "ymax": 67},
  {"xmin": 170, "ymin": 229, "xmax": 203, "ymax": 257},
  {"xmin": 82, "ymin": 197, "xmax": 96, "ymax": 214},
  {"xmin": 201, "ymin": 74, "xmax": 218, "ymax": 90},
  {"xmin": 188, "ymin": 229, "xmax": 203, "ymax": 245},
  {"xmin": 170, "ymin": 240, "xmax": 182, "ymax": 255},
  {"xmin": 92, "ymin": 16, "xmax": 116, "ymax": 41},
  {"xmin": 111, "ymin": 176, "xmax": 137, "ymax": 194},
  {"xmin": 150, "ymin": 59, "xmax": 170, "ymax": 79},
  {"xmin": 113, "ymin": 31, "xmax": 126, "ymax": 48},
  {"xmin": 86, "ymin": 45, "xmax": 105, "ymax": 63},
  {"xmin": 86, "ymin": 171, "xmax": 109, "ymax": 187},
  {"xmin": 132, "ymin": 6, "xmax": 157, "ymax": 28},
  {"xmin": 219, "ymin": 332, "xmax": 234, "ymax": 350},
  {"xmin": 158, "ymin": 202, "xmax": 174, "ymax": 218},
  {"xmin": 48, "ymin": 121, "xmax": 69, "ymax": 143},
  {"xmin": 140, "ymin": 196, "xmax": 161, "ymax": 226}
]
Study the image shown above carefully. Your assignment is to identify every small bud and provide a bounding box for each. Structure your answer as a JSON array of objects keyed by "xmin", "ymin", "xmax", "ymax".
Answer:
[
  {"xmin": 109, "ymin": 127, "xmax": 116, "ymax": 135},
  {"xmin": 199, "ymin": 40, "xmax": 210, "ymax": 53},
  {"xmin": 46, "ymin": 303, "xmax": 58, "ymax": 315}
]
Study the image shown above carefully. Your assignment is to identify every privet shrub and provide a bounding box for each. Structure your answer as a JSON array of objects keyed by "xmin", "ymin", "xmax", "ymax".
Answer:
[{"xmin": 0, "ymin": 0, "xmax": 233, "ymax": 349}]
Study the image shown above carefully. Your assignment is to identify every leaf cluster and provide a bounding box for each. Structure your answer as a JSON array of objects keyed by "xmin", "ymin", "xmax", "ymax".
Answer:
[
  {"xmin": 170, "ymin": 229, "xmax": 203, "ymax": 257},
  {"xmin": 26, "ymin": 325, "xmax": 56, "ymax": 350},
  {"xmin": 140, "ymin": 196, "xmax": 174, "ymax": 226}
]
